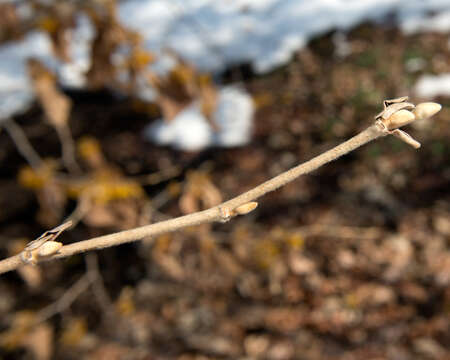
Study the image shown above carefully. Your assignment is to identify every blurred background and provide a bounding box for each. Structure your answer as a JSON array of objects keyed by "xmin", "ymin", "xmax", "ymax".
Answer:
[{"xmin": 0, "ymin": 0, "xmax": 449, "ymax": 359}]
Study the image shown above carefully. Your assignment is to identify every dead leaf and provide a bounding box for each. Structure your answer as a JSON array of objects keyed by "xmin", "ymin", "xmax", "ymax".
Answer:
[
  {"xmin": 0, "ymin": 311, "xmax": 36, "ymax": 351},
  {"xmin": 149, "ymin": 59, "xmax": 219, "ymax": 125},
  {"xmin": 18, "ymin": 159, "xmax": 67, "ymax": 227},
  {"xmin": 36, "ymin": 180, "xmax": 68, "ymax": 227},
  {"xmin": 85, "ymin": 0, "xmax": 140, "ymax": 90},
  {"xmin": 83, "ymin": 199, "xmax": 142, "ymax": 229},
  {"xmin": 0, "ymin": 3, "xmax": 23, "ymax": 43},
  {"xmin": 24, "ymin": 323, "xmax": 54, "ymax": 360},
  {"xmin": 198, "ymin": 74, "xmax": 219, "ymax": 129},
  {"xmin": 18, "ymin": 265, "xmax": 43, "ymax": 290},
  {"xmin": 179, "ymin": 171, "xmax": 222, "ymax": 214},
  {"xmin": 115, "ymin": 287, "xmax": 136, "ymax": 316},
  {"xmin": 60, "ymin": 317, "xmax": 87, "ymax": 347},
  {"xmin": 27, "ymin": 59, "xmax": 72, "ymax": 129},
  {"xmin": 153, "ymin": 253, "xmax": 185, "ymax": 281},
  {"xmin": 34, "ymin": 2, "xmax": 76, "ymax": 61},
  {"xmin": 148, "ymin": 63, "xmax": 195, "ymax": 122}
]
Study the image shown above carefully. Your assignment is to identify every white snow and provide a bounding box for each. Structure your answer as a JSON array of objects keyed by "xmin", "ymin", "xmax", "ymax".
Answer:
[
  {"xmin": 57, "ymin": 15, "xmax": 95, "ymax": 89},
  {"xmin": 213, "ymin": 87, "xmax": 254, "ymax": 147},
  {"xmin": 0, "ymin": 14, "xmax": 94, "ymax": 121},
  {"xmin": 118, "ymin": 0, "xmax": 450, "ymax": 74},
  {"xmin": 144, "ymin": 86, "xmax": 253, "ymax": 151},
  {"xmin": 401, "ymin": 6, "xmax": 450, "ymax": 34},
  {"xmin": 0, "ymin": 31, "xmax": 53, "ymax": 120},
  {"xmin": 145, "ymin": 104, "xmax": 213, "ymax": 150},
  {"xmin": 1, "ymin": 0, "xmax": 450, "ymax": 148},
  {"xmin": 414, "ymin": 74, "xmax": 450, "ymax": 98}
]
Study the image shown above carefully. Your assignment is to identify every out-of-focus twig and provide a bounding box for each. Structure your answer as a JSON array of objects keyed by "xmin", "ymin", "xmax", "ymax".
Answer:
[
  {"xmin": 85, "ymin": 253, "xmax": 114, "ymax": 318},
  {"xmin": 3, "ymin": 119, "xmax": 43, "ymax": 170},
  {"xmin": 63, "ymin": 193, "xmax": 92, "ymax": 227},
  {"xmin": 32, "ymin": 254, "xmax": 112, "ymax": 325},
  {"xmin": 55, "ymin": 124, "xmax": 82, "ymax": 174},
  {"xmin": 0, "ymin": 99, "xmax": 441, "ymax": 275},
  {"xmin": 34, "ymin": 273, "xmax": 92, "ymax": 324},
  {"xmin": 132, "ymin": 165, "xmax": 181, "ymax": 186}
]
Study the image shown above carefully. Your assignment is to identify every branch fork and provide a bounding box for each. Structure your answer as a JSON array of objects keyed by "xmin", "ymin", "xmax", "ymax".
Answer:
[
  {"xmin": 375, "ymin": 97, "xmax": 442, "ymax": 149},
  {"xmin": 20, "ymin": 221, "xmax": 72, "ymax": 265}
]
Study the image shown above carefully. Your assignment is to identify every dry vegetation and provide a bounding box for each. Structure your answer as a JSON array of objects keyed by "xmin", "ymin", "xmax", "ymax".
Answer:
[{"xmin": 0, "ymin": 1, "xmax": 449, "ymax": 359}]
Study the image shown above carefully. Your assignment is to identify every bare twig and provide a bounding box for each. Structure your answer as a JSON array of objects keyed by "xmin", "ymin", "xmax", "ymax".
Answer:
[
  {"xmin": 3, "ymin": 119, "xmax": 43, "ymax": 170},
  {"xmin": 55, "ymin": 124, "xmax": 82, "ymax": 174},
  {"xmin": 34, "ymin": 273, "xmax": 92, "ymax": 324},
  {"xmin": 132, "ymin": 165, "xmax": 181, "ymax": 186},
  {"xmin": 63, "ymin": 193, "xmax": 92, "ymax": 226},
  {"xmin": 20, "ymin": 221, "xmax": 73, "ymax": 265},
  {"xmin": 0, "ymin": 99, "xmax": 441, "ymax": 275},
  {"xmin": 32, "ymin": 254, "xmax": 112, "ymax": 325},
  {"xmin": 85, "ymin": 253, "xmax": 114, "ymax": 317}
]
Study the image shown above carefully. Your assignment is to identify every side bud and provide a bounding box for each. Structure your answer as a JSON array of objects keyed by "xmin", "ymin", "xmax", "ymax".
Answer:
[
  {"xmin": 37, "ymin": 241, "xmax": 63, "ymax": 257},
  {"xmin": 234, "ymin": 202, "xmax": 258, "ymax": 215},
  {"xmin": 386, "ymin": 109, "xmax": 415, "ymax": 130}
]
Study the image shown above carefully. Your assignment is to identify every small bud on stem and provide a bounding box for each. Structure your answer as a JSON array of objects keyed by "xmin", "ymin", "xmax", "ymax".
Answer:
[
  {"xmin": 234, "ymin": 202, "xmax": 258, "ymax": 215},
  {"xmin": 386, "ymin": 110, "xmax": 416, "ymax": 130}
]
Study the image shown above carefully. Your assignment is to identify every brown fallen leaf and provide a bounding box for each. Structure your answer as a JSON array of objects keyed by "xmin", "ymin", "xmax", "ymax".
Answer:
[
  {"xmin": 0, "ymin": 3, "xmax": 23, "ymax": 43},
  {"xmin": 85, "ymin": 0, "xmax": 140, "ymax": 90},
  {"xmin": 18, "ymin": 159, "xmax": 67, "ymax": 227},
  {"xmin": 148, "ymin": 62, "xmax": 196, "ymax": 122},
  {"xmin": 24, "ymin": 323, "xmax": 54, "ymax": 360},
  {"xmin": 198, "ymin": 73, "xmax": 219, "ymax": 129},
  {"xmin": 34, "ymin": 2, "xmax": 76, "ymax": 61},
  {"xmin": 179, "ymin": 170, "xmax": 222, "ymax": 214},
  {"xmin": 149, "ymin": 59, "xmax": 219, "ymax": 126},
  {"xmin": 27, "ymin": 59, "xmax": 72, "ymax": 129}
]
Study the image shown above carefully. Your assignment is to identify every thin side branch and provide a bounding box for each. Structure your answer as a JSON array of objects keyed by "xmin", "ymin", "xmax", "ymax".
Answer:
[
  {"xmin": 0, "ymin": 124, "xmax": 385, "ymax": 275},
  {"xmin": 34, "ymin": 273, "xmax": 92, "ymax": 324},
  {"xmin": 0, "ymin": 99, "xmax": 441, "ymax": 275},
  {"xmin": 55, "ymin": 124, "xmax": 82, "ymax": 174},
  {"xmin": 3, "ymin": 119, "xmax": 43, "ymax": 170}
]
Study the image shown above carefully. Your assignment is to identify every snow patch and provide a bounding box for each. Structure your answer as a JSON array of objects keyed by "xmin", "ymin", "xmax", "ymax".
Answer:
[
  {"xmin": 57, "ymin": 15, "xmax": 95, "ymax": 89},
  {"xmin": 118, "ymin": 0, "xmax": 450, "ymax": 74},
  {"xmin": 400, "ymin": 7, "xmax": 450, "ymax": 34},
  {"xmin": 0, "ymin": 31, "xmax": 53, "ymax": 120},
  {"xmin": 414, "ymin": 73, "xmax": 450, "ymax": 98},
  {"xmin": 144, "ymin": 86, "xmax": 253, "ymax": 151}
]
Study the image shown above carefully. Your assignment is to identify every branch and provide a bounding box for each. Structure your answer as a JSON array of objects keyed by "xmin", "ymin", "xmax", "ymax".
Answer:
[
  {"xmin": 3, "ymin": 119, "xmax": 43, "ymax": 170},
  {"xmin": 0, "ymin": 100, "xmax": 441, "ymax": 275},
  {"xmin": 55, "ymin": 124, "xmax": 82, "ymax": 174}
]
